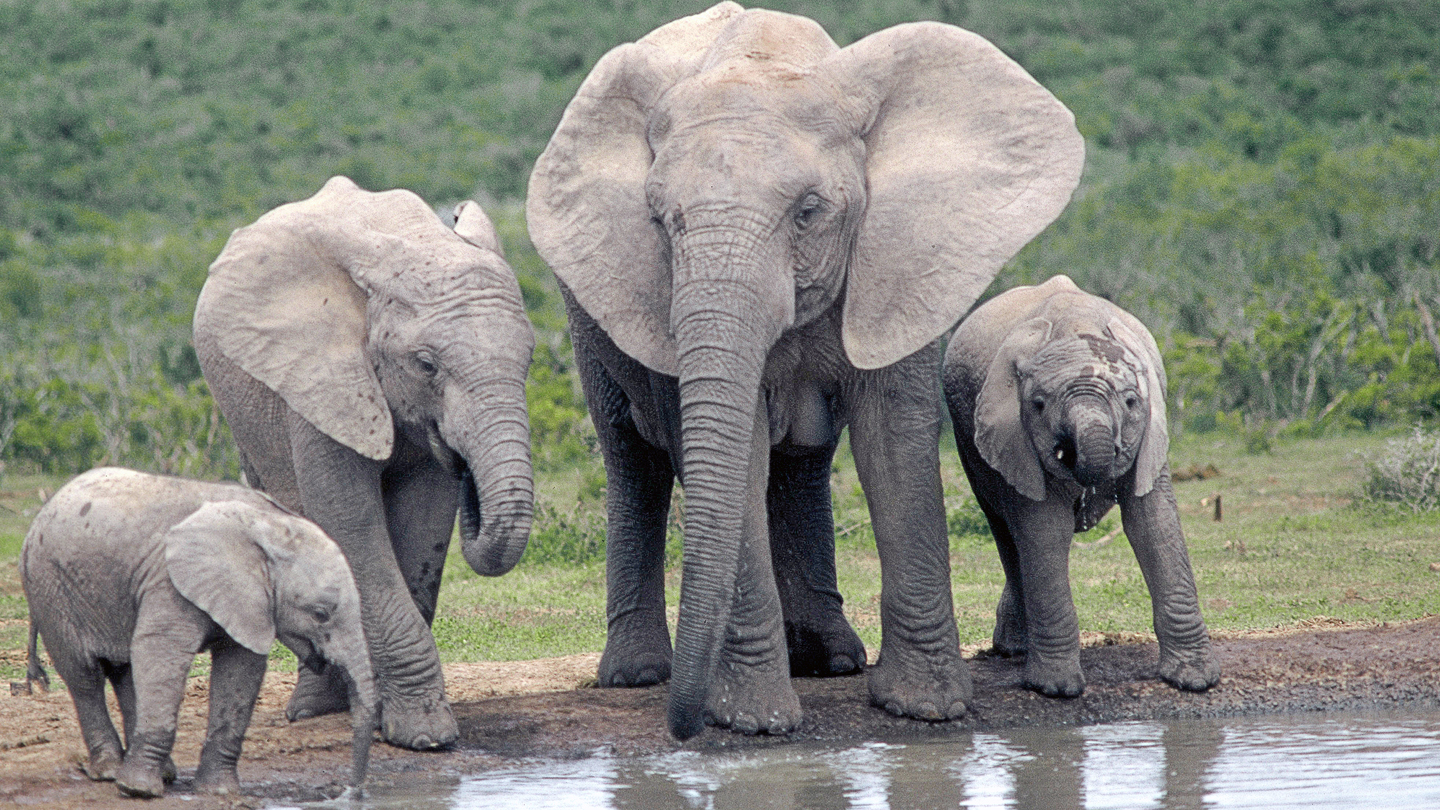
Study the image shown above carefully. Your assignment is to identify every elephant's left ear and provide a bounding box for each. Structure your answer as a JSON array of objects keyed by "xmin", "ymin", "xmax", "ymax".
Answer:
[
  {"xmin": 1106, "ymin": 316, "xmax": 1169, "ymax": 496},
  {"xmin": 164, "ymin": 501, "xmax": 277, "ymax": 656},
  {"xmin": 825, "ymin": 22, "xmax": 1085, "ymax": 370}
]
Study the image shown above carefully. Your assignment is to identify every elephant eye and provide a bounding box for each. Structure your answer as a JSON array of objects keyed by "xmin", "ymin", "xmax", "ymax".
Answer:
[
  {"xmin": 1125, "ymin": 396, "xmax": 1139, "ymax": 410},
  {"xmin": 308, "ymin": 605, "xmax": 332, "ymax": 624},
  {"xmin": 414, "ymin": 351, "xmax": 438, "ymax": 377},
  {"xmin": 793, "ymin": 194, "xmax": 827, "ymax": 230},
  {"xmin": 1032, "ymin": 398, "xmax": 1045, "ymax": 414}
]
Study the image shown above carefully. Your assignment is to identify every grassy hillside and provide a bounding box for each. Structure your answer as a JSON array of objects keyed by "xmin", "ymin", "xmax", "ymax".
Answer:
[{"xmin": 1, "ymin": 0, "xmax": 1438, "ymax": 481}]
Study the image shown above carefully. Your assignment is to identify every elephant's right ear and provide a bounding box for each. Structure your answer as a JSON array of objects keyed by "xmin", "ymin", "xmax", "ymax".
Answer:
[
  {"xmin": 526, "ymin": 3, "xmax": 741, "ymax": 377},
  {"xmin": 194, "ymin": 176, "xmax": 394, "ymax": 460},
  {"xmin": 164, "ymin": 501, "xmax": 277, "ymax": 656},
  {"xmin": 974, "ymin": 317, "xmax": 1053, "ymax": 501}
]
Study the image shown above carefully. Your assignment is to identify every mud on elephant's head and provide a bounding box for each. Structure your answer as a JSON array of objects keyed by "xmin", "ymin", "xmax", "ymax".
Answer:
[
  {"xmin": 975, "ymin": 276, "xmax": 1170, "ymax": 502},
  {"xmin": 195, "ymin": 176, "xmax": 536, "ymax": 576}
]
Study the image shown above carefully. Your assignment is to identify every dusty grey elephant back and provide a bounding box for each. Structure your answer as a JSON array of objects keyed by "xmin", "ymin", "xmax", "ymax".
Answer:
[
  {"xmin": 194, "ymin": 175, "xmax": 519, "ymax": 461},
  {"xmin": 969, "ymin": 276, "xmax": 1170, "ymax": 500},
  {"xmin": 526, "ymin": 0, "xmax": 1085, "ymax": 375}
]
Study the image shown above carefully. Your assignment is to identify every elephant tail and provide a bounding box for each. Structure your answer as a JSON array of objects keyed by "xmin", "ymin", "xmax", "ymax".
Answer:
[{"xmin": 25, "ymin": 620, "xmax": 49, "ymax": 693}]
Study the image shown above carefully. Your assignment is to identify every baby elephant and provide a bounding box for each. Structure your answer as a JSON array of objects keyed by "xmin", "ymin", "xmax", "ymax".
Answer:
[
  {"xmin": 944, "ymin": 275, "xmax": 1219, "ymax": 698},
  {"xmin": 20, "ymin": 468, "xmax": 377, "ymax": 798}
]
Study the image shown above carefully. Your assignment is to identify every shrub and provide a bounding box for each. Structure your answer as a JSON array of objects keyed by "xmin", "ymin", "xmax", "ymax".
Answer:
[{"xmin": 1361, "ymin": 426, "xmax": 1440, "ymax": 512}]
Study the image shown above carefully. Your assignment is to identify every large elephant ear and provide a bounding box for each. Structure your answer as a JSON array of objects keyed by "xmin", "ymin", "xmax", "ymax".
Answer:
[
  {"xmin": 1106, "ymin": 315, "xmax": 1170, "ymax": 496},
  {"xmin": 195, "ymin": 176, "xmax": 415, "ymax": 461},
  {"xmin": 826, "ymin": 22, "xmax": 1085, "ymax": 370},
  {"xmin": 526, "ymin": 3, "xmax": 742, "ymax": 376},
  {"xmin": 164, "ymin": 501, "xmax": 277, "ymax": 656},
  {"xmin": 974, "ymin": 317, "xmax": 1053, "ymax": 501}
]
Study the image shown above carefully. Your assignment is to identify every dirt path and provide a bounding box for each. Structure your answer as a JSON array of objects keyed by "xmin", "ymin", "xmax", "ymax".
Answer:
[{"xmin": 3, "ymin": 616, "xmax": 1438, "ymax": 808}]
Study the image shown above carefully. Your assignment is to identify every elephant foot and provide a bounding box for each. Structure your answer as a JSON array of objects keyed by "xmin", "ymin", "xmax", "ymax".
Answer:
[
  {"xmin": 598, "ymin": 614, "xmax": 673, "ymax": 687},
  {"xmin": 785, "ymin": 617, "xmax": 865, "ymax": 677},
  {"xmin": 868, "ymin": 645, "xmax": 971, "ymax": 721},
  {"xmin": 115, "ymin": 760, "xmax": 166, "ymax": 799},
  {"xmin": 379, "ymin": 693, "xmax": 459, "ymax": 750},
  {"xmin": 1158, "ymin": 644, "xmax": 1220, "ymax": 692},
  {"xmin": 162, "ymin": 756, "xmax": 177, "ymax": 785},
  {"xmin": 82, "ymin": 749, "xmax": 122, "ymax": 782},
  {"xmin": 704, "ymin": 659, "xmax": 801, "ymax": 736},
  {"xmin": 1023, "ymin": 653, "xmax": 1085, "ymax": 698},
  {"xmin": 286, "ymin": 665, "xmax": 351, "ymax": 721},
  {"xmin": 195, "ymin": 767, "xmax": 242, "ymax": 796}
]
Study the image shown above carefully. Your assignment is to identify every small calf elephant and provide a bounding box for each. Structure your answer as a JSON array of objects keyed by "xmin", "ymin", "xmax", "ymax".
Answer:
[
  {"xmin": 20, "ymin": 468, "xmax": 377, "ymax": 798},
  {"xmin": 943, "ymin": 275, "xmax": 1219, "ymax": 697}
]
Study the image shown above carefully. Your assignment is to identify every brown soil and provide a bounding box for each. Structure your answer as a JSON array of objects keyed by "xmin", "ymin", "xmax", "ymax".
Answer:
[{"xmin": 4, "ymin": 616, "xmax": 1438, "ymax": 808}]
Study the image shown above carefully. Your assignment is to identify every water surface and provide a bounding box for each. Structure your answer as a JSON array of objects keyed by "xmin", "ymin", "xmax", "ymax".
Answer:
[{"xmin": 288, "ymin": 711, "xmax": 1440, "ymax": 810}]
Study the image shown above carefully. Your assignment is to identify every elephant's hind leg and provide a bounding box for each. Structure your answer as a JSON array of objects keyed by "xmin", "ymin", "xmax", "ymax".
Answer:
[
  {"xmin": 66, "ymin": 659, "xmax": 124, "ymax": 781},
  {"xmin": 768, "ymin": 441, "xmax": 865, "ymax": 677}
]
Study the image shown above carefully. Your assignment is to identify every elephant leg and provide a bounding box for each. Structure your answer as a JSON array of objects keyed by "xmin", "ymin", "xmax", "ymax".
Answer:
[
  {"xmin": 287, "ymin": 411, "xmax": 457, "ymax": 749},
  {"xmin": 949, "ymin": 386, "xmax": 1028, "ymax": 656},
  {"xmin": 106, "ymin": 661, "xmax": 175, "ymax": 784},
  {"xmin": 195, "ymin": 640, "xmax": 267, "ymax": 795},
  {"xmin": 1006, "ymin": 497, "xmax": 1085, "ymax": 698},
  {"xmin": 849, "ymin": 349, "xmax": 970, "ymax": 721},
  {"xmin": 116, "ymin": 633, "xmax": 197, "ymax": 798},
  {"xmin": 1119, "ymin": 468, "xmax": 1219, "ymax": 692},
  {"xmin": 384, "ymin": 450, "xmax": 462, "ymax": 627},
  {"xmin": 61, "ymin": 658, "xmax": 124, "ymax": 782},
  {"xmin": 767, "ymin": 441, "xmax": 865, "ymax": 677},
  {"xmin": 570, "ymin": 326, "xmax": 677, "ymax": 689},
  {"xmin": 702, "ymin": 406, "xmax": 798, "ymax": 735}
]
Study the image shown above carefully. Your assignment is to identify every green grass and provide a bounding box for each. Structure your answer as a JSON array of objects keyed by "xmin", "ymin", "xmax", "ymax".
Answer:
[{"xmin": 6, "ymin": 431, "xmax": 1439, "ymax": 683}]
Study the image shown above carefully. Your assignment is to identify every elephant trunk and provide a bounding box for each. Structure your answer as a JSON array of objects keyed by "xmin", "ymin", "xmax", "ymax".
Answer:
[
  {"xmin": 1066, "ymin": 395, "xmax": 1118, "ymax": 488},
  {"xmin": 447, "ymin": 375, "xmax": 535, "ymax": 577},
  {"xmin": 331, "ymin": 644, "xmax": 378, "ymax": 787},
  {"xmin": 665, "ymin": 240, "xmax": 785, "ymax": 740}
]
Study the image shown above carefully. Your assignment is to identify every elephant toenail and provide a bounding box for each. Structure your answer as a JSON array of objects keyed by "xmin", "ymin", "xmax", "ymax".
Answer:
[
  {"xmin": 915, "ymin": 701, "xmax": 941, "ymax": 719},
  {"xmin": 947, "ymin": 700, "xmax": 968, "ymax": 717},
  {"xmin": 734, "ymin": 714, "xmax": 759, "ymax": 734}
]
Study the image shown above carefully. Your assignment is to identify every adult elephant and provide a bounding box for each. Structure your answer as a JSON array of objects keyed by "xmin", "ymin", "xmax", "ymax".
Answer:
[
  {"xmin": 943, "ymin": 275, "xmax": 1219, "ymax": 697},
  {"xmin": 527, "ymin": 2, "xmax": 1083, "ymax": 738},
  {"xmin": 194, "ymin": 176, "xmax": 535, "ymax": 749}
]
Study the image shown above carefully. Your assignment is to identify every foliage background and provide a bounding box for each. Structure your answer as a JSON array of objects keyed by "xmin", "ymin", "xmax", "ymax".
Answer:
[{"xmin": 1, "ymin": 0, "xmax": 1437, "ymax": 480}]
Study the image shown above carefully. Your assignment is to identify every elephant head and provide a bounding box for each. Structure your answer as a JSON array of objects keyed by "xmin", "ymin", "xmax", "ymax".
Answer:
[
  {"xmin": 974, "ymin": 277, "xmax": 1169, "ymax": 503},
  {"xmin": 196, "ymin": 176, "xmax": 536, "ymax": 576},
  {"xmin": 164, "ymin": 500, "xmax": 377, "ymax": 786},
  {"xmin": 527, "ymin": 3, "xmax": 1083, "ymax": 737}
]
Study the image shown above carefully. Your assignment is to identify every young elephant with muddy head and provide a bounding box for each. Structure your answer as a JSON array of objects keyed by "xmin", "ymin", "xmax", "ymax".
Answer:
[
  {"xmin": 944, "ymin": 275, "xmax": 1220, "ymax": 698},
  {"xmin": 21, "ymin": 468, "xmax": 376, "ymax": 798},
  {"xmin": 528, "ymin": 2, "xmax": 1083, "ymax": 738},
  {"xmin": 194, "ymin": 177, "xmax": 535, "ymax": 748}
]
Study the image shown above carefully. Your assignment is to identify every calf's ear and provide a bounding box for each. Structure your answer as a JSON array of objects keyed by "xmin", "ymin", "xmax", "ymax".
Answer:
[{"xmin": 164, "ymin": 501, "xmax": 277, "ymax": 656}]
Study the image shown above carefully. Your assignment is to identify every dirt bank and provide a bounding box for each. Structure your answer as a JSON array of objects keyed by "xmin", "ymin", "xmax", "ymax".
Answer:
[{"xmin": 4, "ymin": 616, "xmax": 1438, "ymax": 808}]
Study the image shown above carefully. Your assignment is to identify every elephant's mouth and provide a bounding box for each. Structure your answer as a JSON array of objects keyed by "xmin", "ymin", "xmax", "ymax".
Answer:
[{"xmin": 1053, "ymin": 435, "xmax": 1077, "ymax": 472}]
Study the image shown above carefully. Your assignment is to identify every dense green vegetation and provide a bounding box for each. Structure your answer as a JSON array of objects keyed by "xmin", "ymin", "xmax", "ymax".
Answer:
[
  {"xmin": 2, "ymin": 2, "xmax": 1439, "ymax": 672},
  {"xmin": 2, "ymin": 0, "xmax": 1438, "ymax": 481}
]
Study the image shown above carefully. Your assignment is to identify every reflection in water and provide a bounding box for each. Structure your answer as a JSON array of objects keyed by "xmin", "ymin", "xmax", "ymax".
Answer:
[{"xmin": 288, "ymin": 711, "xmax": 1440, "ymax": 810}]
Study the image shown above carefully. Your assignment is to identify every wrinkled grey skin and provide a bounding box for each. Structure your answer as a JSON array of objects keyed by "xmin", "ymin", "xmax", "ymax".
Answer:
[
  {"xmin": 20, "ymin": 468, "xmax": 377, "ymax": 798},
  {"xmin": 194, "ymin": 177, "xmax": 535, "ymax": 749},
  {"xmin": 944, "ymin": 275, "xmax": 1220, "ymax": 698},
  {"xmin": 528, "ymin": 4, "xmax": 1083, "ymax": 738}
]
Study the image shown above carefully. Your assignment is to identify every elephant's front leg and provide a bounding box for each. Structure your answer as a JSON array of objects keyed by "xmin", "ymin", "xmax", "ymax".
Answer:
[
  {"xmin": 850, "ymin": 351, "xmax": 970, "ymax": 720},
  {"xmin": 1119, "ymin": 468, "xmax": 1219, "ymax": 691},
  {"xmin": 768, "ymin": 441, "xmax": 865, "ymax": 677},
  {"xmin": 1006, "ymin": 496, "xmax": 1086, "ymax": 697},
  {"xmin": 194, "ymin": 640, "xmax": 267, "ymax": 795},
  {"xmin": 116, "ymin": 611, "xmax": 202, "ymax": 798},
  {"xmin": 701, "ymin": 408, "xmax": 798, "ymax": 735},
  {"xmin": 385, "ymin": 451, "xmax": 463, "ymax": 626},
  {"xmin": 288, "ymin": 413, "xmax": 457, "ymax": 749}
]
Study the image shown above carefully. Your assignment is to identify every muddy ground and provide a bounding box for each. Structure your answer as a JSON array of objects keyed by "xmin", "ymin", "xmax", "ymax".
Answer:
[{"xmin": 3, "ymin": 616, "xmax": 1437, "ymax": 808}]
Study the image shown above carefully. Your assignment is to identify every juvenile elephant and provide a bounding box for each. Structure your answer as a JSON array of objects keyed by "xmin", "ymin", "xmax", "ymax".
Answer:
[
  {"xmin": 20, "ymin": 468, "xmax": 376, "ymax": 798},
  {"xmin": 194, "ymin": 176, "xmax": 535, "ymax": 748},
  {"xmin": 943, "ymin": 275, "xmax": 1220, "ymax": 697},
  {"xmin": 527, "ymin": 3, "xmax": 1083, "ymax": 738}
]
